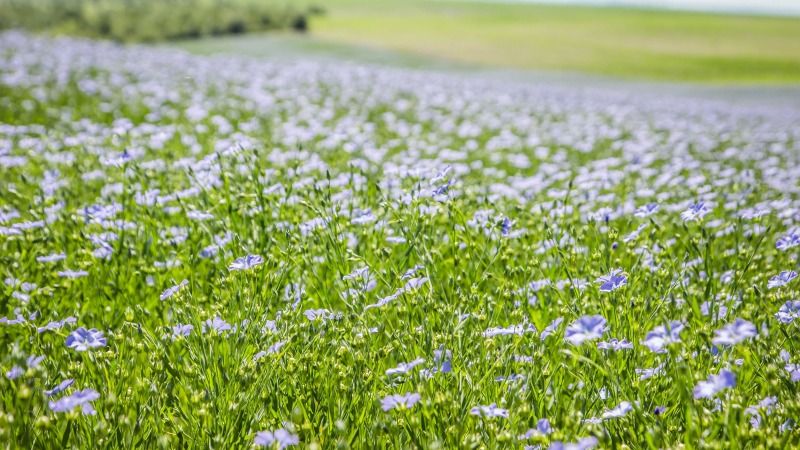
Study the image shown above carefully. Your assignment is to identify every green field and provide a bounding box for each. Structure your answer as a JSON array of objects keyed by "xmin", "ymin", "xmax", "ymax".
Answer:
[
  {"xmin": 4, "ymin": 29, "xmax": 800, "ymax": 449},
  {"xmin": 173, "ymin": 32, "xmax": 452, "ymax": 69},
  {"xmin": 265, "ymin": 0, "xmax": 800, "ymax": 83}
]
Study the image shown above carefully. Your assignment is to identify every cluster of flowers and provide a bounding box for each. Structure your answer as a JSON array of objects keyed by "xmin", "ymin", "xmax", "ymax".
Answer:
[{"xmin": 0, "ymin": 30, "xmax": 799, "ymax": 448}]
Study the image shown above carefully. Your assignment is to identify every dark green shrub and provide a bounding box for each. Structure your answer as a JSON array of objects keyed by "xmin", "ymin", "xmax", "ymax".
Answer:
[{"xmin": 0, "ymin": 0, "xmax": 317, "ymax": 41}]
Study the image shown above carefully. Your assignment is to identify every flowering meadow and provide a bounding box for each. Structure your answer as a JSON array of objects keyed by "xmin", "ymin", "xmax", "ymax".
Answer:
[{"xmin": 2, "ymin": 31, "xmax": 800, "ymax": 449}]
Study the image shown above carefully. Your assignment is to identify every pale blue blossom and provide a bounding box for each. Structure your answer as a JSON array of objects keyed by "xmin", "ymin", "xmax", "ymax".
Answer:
[
  {"xmin": 202, "ymin": 316, "xmax": 231, "ymax": 333},
  {"xmin": 681, "ymin": 202, "xmax": 710, "ymax": 221},
  {"xmin": 768, "ymin": 271, "xmax": 797, "ymax": 289},
  {"xmin": 171, "ymin": 324, "xmax": 194, "ymax": 339},
  {"xmin": 596, "ymin": 269, "xmax": 626, "ymax": 292},
  {"xmin": 776, "ymin": 301, "xmax": 800, "ymax": 324},
  {"xmin": 6, "ymin": 366, "xmax": 23, "ymax": 380},
  {"xmin": 483, "ymin": 323, "xmax": 536, "ymax": 337},
  {"xmin": 565, "ymin": 315, "xmax": 606, "ymax": 346},
  {"xmin": 49, "ymin": 388, "xmax": 100, "ymax": 415},
  {"xmin": 37, "ymin": 316, "xmax": 77, "ymax": 333},
  {"xmin": 634, "ymin": 203, "xmax": 659, "ymax": 218},
  {"xmin": 602, "ymin": 401, "xmax": 633, "ymax": 419},
  {"xmin": 519, "ymin": 418, "xmax": 553, "ymax": 439},
  {"xmin": 694, "ymin": 369, "xmax": 736, "ymax": 399},
  {"xmin": 470, "ymin": 403, "xmax": 509, "ymax": 418},
  {"xmin": 776, "ymin": 229, "xmax": 800, "ymax": 251},
  {"xmin": 386, "ymin": 358, "xmax": 425, "ymax": 376},
  {"xmin": 229, "ymin": 254, "xmax": 264, "ymax": 271},
  {"xmin": 44, "ymin": 379, "xmax": 74, "ymax": 397},
  {"xmin": 381, "ymin": 392, "xmax": 421, "ymax": 411},
  {"xmin": 548, "ymin": 437, "xmax": 599, "ymax": 450},
  {"xmin": 642, "ymin": 321, "xmax": 685, "ymax": 353},
  {"xmin": 66, "ymin": 328, "xmax": 107, "ymax": 351},
  {"xmin": 540, "ymin": 317, "xmax": 563, "ymax": 340},
  {"xmin": 597, "ymin": 338, "xmax": 633, "ymax": 351},
  {"xmin": 160, "ymin": 279, "xmax": 188, "ymax": 301},
  {"xmin": 712, "ymin": 318, "xmax": 757, "ymax": 346},
  {"xmin": 254, "ymin": 428, "xmax": 299, "ymax": 449}
]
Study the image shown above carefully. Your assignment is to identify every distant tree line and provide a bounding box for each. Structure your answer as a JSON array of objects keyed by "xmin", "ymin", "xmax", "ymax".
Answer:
[{"xmin": 0, "ymin": 0, "xmax": 323, "ymax": 41}]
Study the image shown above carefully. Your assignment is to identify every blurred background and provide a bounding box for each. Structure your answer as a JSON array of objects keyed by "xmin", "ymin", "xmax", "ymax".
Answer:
[{"xmin": 1, "ymin": 0, "xmax": 799, "ymax": 83}]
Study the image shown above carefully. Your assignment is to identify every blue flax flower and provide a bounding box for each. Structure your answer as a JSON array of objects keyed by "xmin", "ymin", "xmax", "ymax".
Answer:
[
  {"xmin": 65, "ymin": 328, "xmax": 107, "ymax": 351},
  {"xmin": 634, "ymin": 203, "xmax": 659, "ymax": 218},
  {"xmin": 680, "ymin": 202, "xmax": 710, "ymax": 221},
  {"xmin": 776, "ymin": 301, "xmax": 800, "ymax": 324},
  {"xmin": 768, "ymin": 271, "xmax": 797, "ymax": 289},
  {"xmin": 254, "ymin": 428, "xmax": 299, "ymax": 449},
  {"xmin": 203, "ymin": 316, "xmax": 232, "ymax": 333},
  {"xmin": 229, "ymin": 254, "xmax": 264, "ymax": 271},
  {"xmin": 160, "ymin": 279, "xmax": 188, "ymax": 301},
  {"xmin": 381, "ymin": 392, "xmax": 421, "ymax": 411},
  {"xmin": 470, "ymin": 403, "xmax": 509, "ymax": 418},
  {"xmin": 519, "ymin": 418, "xmax": 554, "ymax": 439},
  {"xmin": 549, "ymin": 437, "xmax": 599, "ymax": 450},
  {"xmin": 6, "ymin": 366, "xmax": 23, "ymax": 380},
  {"xmin": 386, "ymin": 358, "xmax": 425, "ymax": 376},
  {"xmin": 642, "ymin": 321, "xmax": 685, "ymax": 353},
  {"xmin": 597, "ymin": 338, "xmax": 633, "ymax": 351},
  {"xmin": 565, "ymin": 315, "xmax": 606, "ymax": 346},
  {"xmin": 540, "ymin": 317, "xmax": 563, "ymax": 340},
  {"xmin": 785, "ymin": 364, "xmax": 800, "ymax": 382},
  {"xmin": 602, "ymin": 401, "xmax": 632, "ymax": 419},
  {"xmin": 596, "ymin": 269, "xmax": 627, "ymax": 292},
  {"xmin": 712, "ymin": 318, "xmax": 757, "ymax": 346},
  {"xmin": 693, "ymin": 369, "xmax": 735, "ymax": 399},
  {"xmin": 171, "ymin": 324, "xmax": 194, "ymax": 338},
  {"xmin": 45, "ymin": 379, "xmax": 74, "ymax": 397},
  {"xmin": 49, "ymin": 388, "xmax": 100, "ymax": 415},
  {"xmin": 776, "ymin": 229, "xmax": 800, "ymax": 251}
]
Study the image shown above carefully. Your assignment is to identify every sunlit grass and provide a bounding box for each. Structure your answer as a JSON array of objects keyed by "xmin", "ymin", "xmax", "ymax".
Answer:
[
  {"xmin": 308, "ymin": 0, "xmax": 800, "ymax": 83},
  {"xmin": 1, "ymin": 31, "xmax": 800, "ymax": 449}
]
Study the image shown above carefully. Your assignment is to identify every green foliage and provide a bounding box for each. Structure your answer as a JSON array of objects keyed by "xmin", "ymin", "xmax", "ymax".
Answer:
[
  {"xmin": 1, "ymin": 31, "xmax": 800, "ymax": 449},
  {"xmin": 0, "ymin": 0, "xmax": 314, "ymax": 41}
]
